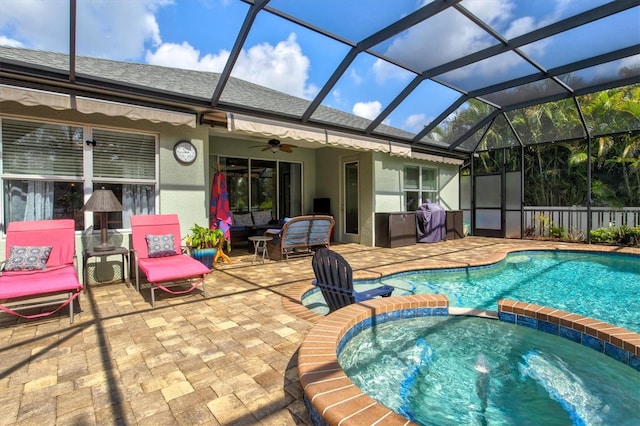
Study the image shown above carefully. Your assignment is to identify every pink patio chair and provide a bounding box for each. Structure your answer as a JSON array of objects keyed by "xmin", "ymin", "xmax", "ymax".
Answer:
[
  {"xmin": 130, "ymin": 214, "xmax": 210, "ymax": 307},
  {"xmin": 0, "ymin": 219, "xmax": 83, "ymax": 324}
]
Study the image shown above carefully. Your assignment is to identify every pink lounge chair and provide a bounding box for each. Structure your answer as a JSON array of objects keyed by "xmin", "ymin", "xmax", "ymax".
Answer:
[
  {"xmin": 0, "ymin": 219, "xmax": 83, "ymax": 324},
  {"xmin": 130, "ymin": 214, "xmax": 211, "ymax": 307}
]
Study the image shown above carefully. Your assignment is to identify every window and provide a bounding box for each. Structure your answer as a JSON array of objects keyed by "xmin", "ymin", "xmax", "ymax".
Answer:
[
  {"xmin": 219, "ymin": 156, "xmax": 302, "ymax": 218},
  {"xmin": 251, "ymin": 159, "xmax": 276, "ymax": 211},
  {"xmin": 91, "ymin": 128, "xmax": 156, "ymax": 229},
  {"xmin": 1, "ymin": 118, "xmax": 156, "ymax": 231},
  {"xmin": 403, "ymin": 165, "xmax": 438, "ymax": 211}
]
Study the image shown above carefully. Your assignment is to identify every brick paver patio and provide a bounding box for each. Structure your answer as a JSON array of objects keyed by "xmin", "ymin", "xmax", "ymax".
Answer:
[{"xmin": 1, "ymin": 237, "xmax": 638, "ymax": 425}]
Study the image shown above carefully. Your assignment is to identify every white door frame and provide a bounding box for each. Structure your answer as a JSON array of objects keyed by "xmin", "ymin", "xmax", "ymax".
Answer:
[{"xmin": 340, "ymin": 157, "xmax": 360, "ymax": 243}]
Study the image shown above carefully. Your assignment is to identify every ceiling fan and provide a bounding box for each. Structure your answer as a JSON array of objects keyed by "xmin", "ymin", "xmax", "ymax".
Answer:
[{"xmin": 257, "ymin": 138, "xmax": 297, "ymax": 153}]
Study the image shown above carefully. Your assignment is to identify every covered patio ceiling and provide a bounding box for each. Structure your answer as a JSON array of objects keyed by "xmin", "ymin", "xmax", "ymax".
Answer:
[{"xmin": 1, "ymin": 0, "xmax": 639, "ymax": 156}]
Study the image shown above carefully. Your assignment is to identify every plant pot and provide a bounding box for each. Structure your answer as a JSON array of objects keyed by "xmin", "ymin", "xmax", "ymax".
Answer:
[{"xmin": 190, "ymin": 248, "xmax": 217, "ymax": 269}]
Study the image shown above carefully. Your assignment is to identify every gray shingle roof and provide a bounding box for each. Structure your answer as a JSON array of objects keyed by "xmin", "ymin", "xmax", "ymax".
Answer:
[{"xmin": 1, "ymin": 46, "xmax": 421, "ymax": 147}]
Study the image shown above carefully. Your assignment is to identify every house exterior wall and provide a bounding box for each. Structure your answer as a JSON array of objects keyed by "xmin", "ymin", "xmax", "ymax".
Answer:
[
  {"xmin": 209, "ymin": 133, "xmax": 317, "ymax": 215},
  {"xmin": 0, "ymin": 101, "xmax": 461, "ymax": 259},
  {"xmin": 0, "ymin": 102, "xmax": 208, "ymax": 259},
  {"xmin": 372, "ymin": 152, "xmax": 460, "ymax": 245},
  {"xmin": 314, "ymin": 146, "xmax": 375, "ymax": 245},
  {"xmin": 373, "ymin": 153, "xmax": 460, "ymax": 211}
]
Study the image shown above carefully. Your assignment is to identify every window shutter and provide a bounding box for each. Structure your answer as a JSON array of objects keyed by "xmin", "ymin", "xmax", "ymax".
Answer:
[
  {"xmin": 93, "ymin": 129, "xmax": 155, "ymax": 179},
  {"xmin": 2, "ymin": 119, "xmax": 83, "ymax": 176}
]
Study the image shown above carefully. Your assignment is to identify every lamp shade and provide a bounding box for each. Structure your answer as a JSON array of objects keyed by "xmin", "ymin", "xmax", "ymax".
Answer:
[
  {"xmin": 83, "ymin": 188, "xmax": 123, "ymax": 212},
  {"xmin": 83, "ymin": 188, "xmax": 122, "ymax": 252}
]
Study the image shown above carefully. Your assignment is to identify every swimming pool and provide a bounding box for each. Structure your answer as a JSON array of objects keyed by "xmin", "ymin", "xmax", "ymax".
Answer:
[
  {"xmin": 339, "ymin": 315, "xmax": 640, "ymax": 426},
  {"xmin": 302, "ymin": 250, "xmax": 640, "ymax": 332}
]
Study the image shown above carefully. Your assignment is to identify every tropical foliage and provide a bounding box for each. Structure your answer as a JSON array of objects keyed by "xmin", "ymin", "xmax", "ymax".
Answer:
[
  {"xmin": 590, "ymin": 225, "xmax": 640, "ymax": 246},
  {"xmin": 185, "ymin": 224, "xmax": 229, "ymax": 251},
  {"xmin": 461, "ymin": 84, "xmax": 640, "ymax": 209}
]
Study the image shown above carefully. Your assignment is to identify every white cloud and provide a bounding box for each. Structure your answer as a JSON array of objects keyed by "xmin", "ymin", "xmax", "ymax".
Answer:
[
  {"xmin": 352, "ymin": 101, "xmax": 382, "ymax": 120},
  {"xmin": 331, "ymin": 88, "xmax": 342, "ymax": 106},
  {"xmin": 404, "ymin": 113, "xmax": 427, "ymax": 133},
  {"xmin": 147, "ymin": 33, "xmax": 314, "ymax": 99},
  {"xmin": 0, "ymin": 35, "xmax": 22, "ymax": 47},
  {"xmin": 349, "ymin": 68, "xmax": 363, "ymax": 85},
  {"xmin": 372, "ymin": 0, "xmax": 569, "ymax": 84},
  {"xmin": 0, "ymin": 0, "xmax": 168, "ymax": 59},
  {"xmin": 233, "ymin": 33, "xmax": 314, "ymax": 99},
  {"xmin": 146, "ymin": 42, "xmax": 229, "ymax": 71},
  {"xmin": 0, "ymin": 1, "xmax": 316, "ymax": 100}
]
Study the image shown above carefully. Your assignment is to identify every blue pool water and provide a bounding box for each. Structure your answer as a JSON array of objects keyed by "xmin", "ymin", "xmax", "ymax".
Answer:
[
  {"xmin": 339, "ymin": 316, "xmax": 640, "ymax": 426},
  {"xmin": 303, "ymin": 250, "xmax": 640, "ymax": 332}
]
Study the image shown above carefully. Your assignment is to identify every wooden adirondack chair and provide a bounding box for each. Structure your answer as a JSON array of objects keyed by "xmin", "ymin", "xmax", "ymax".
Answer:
[{"xmin": 311, "ymin": 248, "xmax": 394, "ymax": 313}]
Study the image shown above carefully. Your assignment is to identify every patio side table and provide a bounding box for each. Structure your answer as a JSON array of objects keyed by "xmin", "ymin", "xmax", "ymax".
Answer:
[
  {"xmin": 248, "ymin": 235, "xmax": 272, "ymax": 264},
  {"xmin": 82, "ymin": 247, "xmax": 130, "ymax": 291}
]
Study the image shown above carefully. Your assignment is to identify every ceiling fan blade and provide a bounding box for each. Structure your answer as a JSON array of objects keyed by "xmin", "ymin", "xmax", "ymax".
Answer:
[
  {"xmin": 279, "ymin": 146, "xmax": 293, "ymax": 153},
  {"xmin": 261, "ymin": 146, "xmax": 272, "ymax": 151}
]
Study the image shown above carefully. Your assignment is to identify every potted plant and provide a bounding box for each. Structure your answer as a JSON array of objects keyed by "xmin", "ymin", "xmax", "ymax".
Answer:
[{"xmin": 184, "ymin": 224, "xmax": 231, "ymax": 268}]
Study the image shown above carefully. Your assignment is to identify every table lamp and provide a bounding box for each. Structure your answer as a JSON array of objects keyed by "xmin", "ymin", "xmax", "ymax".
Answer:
[{"xmin": 83, "ymin": 188, "xmax": 123, "ymax": 252}]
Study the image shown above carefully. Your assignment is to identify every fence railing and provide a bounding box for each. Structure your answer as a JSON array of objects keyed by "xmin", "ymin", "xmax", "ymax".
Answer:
[{"xmin": 523, "ymin": 207, "xmax": 640, "ymax": 236}]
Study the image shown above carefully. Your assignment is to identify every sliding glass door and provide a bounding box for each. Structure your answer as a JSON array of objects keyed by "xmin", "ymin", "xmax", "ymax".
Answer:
[
  {"xmin": 342, "ymin": 160, "xmax": 359, "ymax": 242},
  {"xmin": 219, "ymin": 156, "xmax": 302, "ymax": 218}
]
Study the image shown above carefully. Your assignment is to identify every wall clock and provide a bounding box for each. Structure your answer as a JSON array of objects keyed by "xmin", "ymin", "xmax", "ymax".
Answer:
[{"xmin": 173, "ymin": 140, "xmax": 197, "ymax": 164}]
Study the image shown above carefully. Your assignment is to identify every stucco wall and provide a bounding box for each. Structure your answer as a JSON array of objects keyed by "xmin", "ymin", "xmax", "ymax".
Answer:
[
  {"xmin": 0, "ymin": 102, "xmax": 208, "ymax": 259},
  {"xmin": 209, "ymin": 132, "xmax": 317, "ymax": 215},
  {"xmin": 1, "ymin": 102, "xmax": 461, "ymax": 257},
  {"xmin": 373, "ymin": 152, "xmax": 460, "ymax": 212}
]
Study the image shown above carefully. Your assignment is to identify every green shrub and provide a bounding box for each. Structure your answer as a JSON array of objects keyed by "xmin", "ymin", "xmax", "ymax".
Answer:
[
  {"xmin": 590, "ymin": 225, "xmax": 640, "ymax": 246},
  {"xmin": 549, "ymin": 225, "xmax": 565, "ymax": 239}
]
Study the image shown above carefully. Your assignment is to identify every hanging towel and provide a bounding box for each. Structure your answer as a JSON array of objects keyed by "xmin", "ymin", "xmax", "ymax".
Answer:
[{"xmin": 210, "ymin": 171, "xmax": 232, "ymax": 242}]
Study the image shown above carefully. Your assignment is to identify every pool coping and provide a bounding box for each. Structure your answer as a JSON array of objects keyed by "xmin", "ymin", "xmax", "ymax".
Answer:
[
  {"xmin": 283, "ymin": 245, "xmax": 640, "ymax": 325},
  {"xmin": 298, "ymin": 296, "xmax": 640, "ymax": 426},
  {"xmin": 288, "ymin": 243, "xmax": 640, "ymax": 425},
  {"xmin": 298, "ymin": 295, "xmax": 448, "ymax": 426}
]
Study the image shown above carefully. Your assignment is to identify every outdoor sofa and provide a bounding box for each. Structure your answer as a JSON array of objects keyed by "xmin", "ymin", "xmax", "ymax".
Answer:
[{"xmin": 264, "ymin": 215, "xmax": 335, "ymax": 261}]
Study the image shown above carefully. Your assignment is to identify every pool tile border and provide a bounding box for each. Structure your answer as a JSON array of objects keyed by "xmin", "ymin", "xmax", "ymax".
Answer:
[
  {"xmin": 298, "ymin": 295, "xmax": 448, "ymax": 426},
  {"xmin": 290, "ymin": 243, "xmax": 640, "ymax": 425},
  {"xmin": 299, "ymin": 295, "xmax": 640, "ymax": 426},
  {"xmin": 498, "ymin": 299, "xmax": 640, "ymax": 371}
]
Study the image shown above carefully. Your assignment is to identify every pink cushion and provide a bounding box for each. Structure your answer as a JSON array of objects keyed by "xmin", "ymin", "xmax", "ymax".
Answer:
[
  {"xmin": 137, "ymin": 255, "xmax": 210, "ymax": 283},
  {"xmin": 0, "ymin": 266, "xmax": 82, "ymax": 299},
  {"xmin": 5, "ymin": 220, "xmax": 76, "ymax": 267}
]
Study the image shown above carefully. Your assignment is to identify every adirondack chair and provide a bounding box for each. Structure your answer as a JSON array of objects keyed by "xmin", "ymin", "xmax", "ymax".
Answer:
[
  {"xmin": 130, "ymin": 214, "xmax": 211, "ymax": 307},
  {"xmin": 311, "ymin": 248, "xmax": 394, "ymax": 313},
  {"xmin": 0, "ymin": 219, "xmax": 83, "ymax": 323}
]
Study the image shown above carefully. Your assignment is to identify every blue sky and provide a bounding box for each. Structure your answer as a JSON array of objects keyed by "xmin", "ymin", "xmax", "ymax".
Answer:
[{"xmin": 0, "ymin": 0, "xmax": 637, "ymax": 135}]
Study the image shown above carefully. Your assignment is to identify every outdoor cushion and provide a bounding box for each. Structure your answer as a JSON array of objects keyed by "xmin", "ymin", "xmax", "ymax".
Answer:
[
  {"xmin": 146, "ymin": 234, "xmax": 177, "ymax": 258},
  {"xmin": 232, "ymin": 213, "xmax": 253, "ymax": 227},
  {"xmin": 130, "ymin": 214, "xmax": 211, "ymax": 307},
  {"xmin": 137, "ymin": 255, "xmax": 211, "ymax": 283},
  {"xmin": 252, "ymin": 210, "xmax": 272, "ymax": 226},
  {"xmin": 4, "ymin": 245, "xmax": 52, "ymax": 271},
  {"xmin": 0, "ymin": 265, "xmax": 82, "ymax": 299},
  {"xmin": 0, "ymin": 219, "xmax": 82, "ymax": 324}
]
